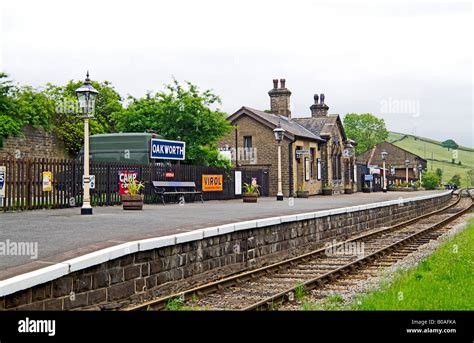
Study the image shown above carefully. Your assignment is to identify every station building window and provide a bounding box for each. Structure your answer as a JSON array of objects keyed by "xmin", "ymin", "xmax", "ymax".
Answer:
[{"xmin": 243, "ymin": 136, "xmax": 252, "ymax": 161}]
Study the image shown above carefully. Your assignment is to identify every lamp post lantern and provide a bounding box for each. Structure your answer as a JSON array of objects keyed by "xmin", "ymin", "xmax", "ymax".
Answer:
[
  {"xmin": 273, "ymin": 122, "xmax": 285, "ymax": 201},
  {"xmin": 381, "ymin": 150, "xmax": 388, "ymax": 192},
  {"xmin": 75, "ymin": 72, "xmax": 98, "ymax": 215},
  {"xmin": 405, "ymin": 159, "xmax": 410, "ymax": 184}
]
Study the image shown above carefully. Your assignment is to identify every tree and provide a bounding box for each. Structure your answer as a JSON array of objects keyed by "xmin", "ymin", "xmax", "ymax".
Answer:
[
  {"xmin": 44, "ymin": 80, "xmax": 123, "ymax": 154},
  {"xmin": 441, "ymin": 139, "xmax": 458, "ymax": 150},
  {"xmin": 113, "ymin": 79, "xmax": 232, "ymax": 167},
  {"xmin": 435, "ymin": 168, "xmax": 443, "ymax": 180},
  {"xmin": 343, "ymin": 113, "xmax": 389, "ymax": 155},
  {"xmin": 422, "ymin": 171, "xmax": 440, "ymax": 190},
  {"xmin": 1, "ymin": 75, "xmax": 56, "ymax": 147},
  {"xmin": 449, "ymin": 174, "xmax": 461, "ymax": 187},
  {"xmin": 0, "ymin": 73, "xmax": 21, "ymax": 147}
]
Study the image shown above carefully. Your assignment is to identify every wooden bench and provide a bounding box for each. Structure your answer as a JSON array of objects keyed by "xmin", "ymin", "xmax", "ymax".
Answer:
[{"xmin": 152, "ymin": 181, "xmax": 204, "ymax": 205}]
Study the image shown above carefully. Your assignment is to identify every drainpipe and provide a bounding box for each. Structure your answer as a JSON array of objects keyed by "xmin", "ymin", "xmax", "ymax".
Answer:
[
  {"xmin": 235, "ymin": 127, "xmax": 238, "ymax": 166},
  {"xmin": 288, "ymin": 140, "xmax": 295, "ymax": 197}
]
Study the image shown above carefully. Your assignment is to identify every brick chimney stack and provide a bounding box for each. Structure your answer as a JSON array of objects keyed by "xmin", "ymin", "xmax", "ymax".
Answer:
[
  {"xmin": 310, "ymin": 93, "xmax": 329, "ymax": 117},
  {"xmin": 268, "ymin": 79, "xmax": 291, "ymax": 118}
]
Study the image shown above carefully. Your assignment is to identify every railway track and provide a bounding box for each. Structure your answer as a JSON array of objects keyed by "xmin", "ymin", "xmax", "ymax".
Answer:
[{"xmin": 126, "ymin": 190, "xmax": 472, "ymax": 311}]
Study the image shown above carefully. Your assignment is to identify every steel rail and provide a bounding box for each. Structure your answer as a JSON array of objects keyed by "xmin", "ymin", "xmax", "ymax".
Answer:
[{"xmin": 126, "ymin": 191, "xmax": 465, "ymax": 311}]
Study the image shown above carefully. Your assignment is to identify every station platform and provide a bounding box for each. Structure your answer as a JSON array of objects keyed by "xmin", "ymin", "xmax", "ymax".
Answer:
[{"xmin": 0, "ymin": 190, "xmax": 446, "ymax": 280}]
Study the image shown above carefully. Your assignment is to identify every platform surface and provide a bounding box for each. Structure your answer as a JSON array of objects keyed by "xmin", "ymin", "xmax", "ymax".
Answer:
[{"xmin": 0, "ymin": 190, "xmax": 446, "ymax": 279}]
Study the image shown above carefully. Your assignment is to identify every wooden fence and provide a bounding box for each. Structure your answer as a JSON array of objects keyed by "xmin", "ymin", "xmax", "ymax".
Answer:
[{"xmin": 0, "ymin": 157, "xmax": 267, "ymax": 211}]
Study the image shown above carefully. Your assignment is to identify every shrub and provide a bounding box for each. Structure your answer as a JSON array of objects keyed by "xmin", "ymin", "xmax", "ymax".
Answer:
[{"xmin": 421, "ymin": 172, "xmax": 440, "ymax": 190}]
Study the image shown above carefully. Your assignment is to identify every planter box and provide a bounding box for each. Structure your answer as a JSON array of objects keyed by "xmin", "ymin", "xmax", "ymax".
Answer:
[
  {"xmin": 121, "ymin": 194, "xmax": 144, "ymax": 210},
  {"xmin": 362, "ymin": 188, "xmax": 372, "ymax": 193},
  {"xmin": 322, "ymin": 188, "xmax": 333, "ymax": 196},
  {"xmin": 243, "ymin": 193, "xmax": 258, "ymax": 203},
  {"xmin": 296, "ymin": 191, "xmax": 309, "ymax": 198},
  {"xmin": 344, "ymin": 188, "xmax": 353, "ymax": 194}
]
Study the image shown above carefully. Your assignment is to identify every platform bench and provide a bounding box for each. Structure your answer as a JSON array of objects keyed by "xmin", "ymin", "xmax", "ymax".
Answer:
[{"xmin": 152, "ymin": 181, "xmax": 204, "ymax": 205}]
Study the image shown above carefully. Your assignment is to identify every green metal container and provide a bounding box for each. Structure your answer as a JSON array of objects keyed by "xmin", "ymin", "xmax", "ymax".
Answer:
[{"xmin": 78, "ymin": 133, "xmax": 163, "ymax": 164}]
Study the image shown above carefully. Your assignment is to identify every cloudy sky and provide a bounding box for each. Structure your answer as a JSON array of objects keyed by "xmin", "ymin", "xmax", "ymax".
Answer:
[{"xmin": 1, "ymin": 0, "xmax": 472, "ymax": 147}]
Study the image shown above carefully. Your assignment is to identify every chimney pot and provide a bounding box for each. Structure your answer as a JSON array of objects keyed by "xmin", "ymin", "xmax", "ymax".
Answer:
[
  {"xmin": 310, "ymin": 93, "xmax": 329, "ymax": 117},
  {"xmin": 268, "ymin": 78, "xmax": 291, "ymax": 118},
  {"xmin": 314, "ymin": 94, "xmax": 319, "ymax": 104}
]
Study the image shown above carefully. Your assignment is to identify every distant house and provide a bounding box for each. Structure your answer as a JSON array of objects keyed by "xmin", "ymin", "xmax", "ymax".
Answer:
[
  {"xmin": 357, "ymin": 142, "xmax": 427, "ymax": 183},
  {"xmin": 219, "ymin": 79, "xmax": 357, "ymax": 197}
]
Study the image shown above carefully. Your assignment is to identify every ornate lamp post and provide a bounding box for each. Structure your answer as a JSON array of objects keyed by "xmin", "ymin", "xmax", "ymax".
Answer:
[
  {"xmin": 381, "ymin": 150, "xmax": 388, "ymax": 192},
  {"xmin": 418, "ymin": 163, "xmax": 423, "ymax": 184},
  {"xmin": 343, "ymin": 141, "xmax": 355, "ymax": 193},
  {"xmin": 405, "ymin": 159, "xmax": 410, "ymax": 183},
  {"xmin": 273, "ymin": 122, "xmax": 285, "ymax": 201},
  {"xmin": 75, "ymin": 72, "xmax": 98, "ymax": 215}
]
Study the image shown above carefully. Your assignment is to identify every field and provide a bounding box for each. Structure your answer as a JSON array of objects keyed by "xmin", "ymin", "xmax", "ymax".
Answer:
[
  {"xmin": 351, "ymin": 219, "xmax": 474, "ymax": 310},
  {"xmin": 388, "ymin": 132, "xmax": 474, "ymax": 188}
]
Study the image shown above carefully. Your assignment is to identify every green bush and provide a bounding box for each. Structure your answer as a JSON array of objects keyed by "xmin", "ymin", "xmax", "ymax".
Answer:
[{"xmin": 422, "ymin": 171, "xmax": 440, "ymax": 190}]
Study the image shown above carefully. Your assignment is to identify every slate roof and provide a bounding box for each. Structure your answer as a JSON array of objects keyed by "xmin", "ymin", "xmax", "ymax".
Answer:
[
  {"xmin": 293, "ymin": 115, "xmax": 347, "ymax": 140},
  {"xmin": 357, "ymin": 141, "xmax": 427, "ymax": 167},
  {"xmin": 228, "ymin": 107, "xmax": 325, "ymax": 142}
]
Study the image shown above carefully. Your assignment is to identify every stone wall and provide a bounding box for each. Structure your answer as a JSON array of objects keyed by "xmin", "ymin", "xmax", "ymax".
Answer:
[
  {"xmin": 0, "ymin": 192, "xmax": 452, "ymax": 310},
  {"xmin": 0, "ymin": 125, "xmax": 70, "ymax": 160},
  {"xmin": 220, "ymin": 115, "xmax": 291, "ymax": 196}
]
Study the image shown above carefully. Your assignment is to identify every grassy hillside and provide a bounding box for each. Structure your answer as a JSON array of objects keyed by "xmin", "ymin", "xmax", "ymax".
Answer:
[{"xmin": 387, "ymin": 132, "xmax": 474, "ymax": 188}]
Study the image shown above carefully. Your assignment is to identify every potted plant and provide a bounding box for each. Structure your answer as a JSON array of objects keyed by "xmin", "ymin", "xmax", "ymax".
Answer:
[
  {"xmin": 121, "ymin": 179, "xmax": 145, "ymax": 210},
  {"xmin": 322, "ymin": 182, "xmax": 333, "ymax": 196},
  {"xmin": 362, "ymin": 184, "xmax": 372, "ymax": 193},
  {"xmin": 242, "ymin": 182, "xmax": 260, "ymax": 203},
  {"xmin": 296, "ymin": 185, "xmax": 309, "ymax": 198}
]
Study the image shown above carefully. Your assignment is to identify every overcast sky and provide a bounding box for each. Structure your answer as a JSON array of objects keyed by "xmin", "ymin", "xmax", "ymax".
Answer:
[{"xmin": 1, "ymin": 0, "xmax": 472, "ymax": 147}]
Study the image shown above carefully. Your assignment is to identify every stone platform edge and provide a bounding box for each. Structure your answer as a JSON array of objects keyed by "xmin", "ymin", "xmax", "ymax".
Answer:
[{"xmin": 0, "ymin": 191, "xmax": 452, "ymax": 297}]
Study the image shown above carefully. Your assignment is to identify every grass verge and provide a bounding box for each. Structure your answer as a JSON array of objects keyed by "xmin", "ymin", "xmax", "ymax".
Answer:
[{"xmin": 351, "ymin": 218, "xmax": 474, "ymax": 310}]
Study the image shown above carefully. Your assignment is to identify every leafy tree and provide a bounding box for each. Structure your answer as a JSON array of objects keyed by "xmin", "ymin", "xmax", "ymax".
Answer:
[
  {"xmin": 449, "ymin": 174, "xmax": 461, "ymax": 187},
  {"xmin": 14, "ymin": 86, "xmax": 54, "ymax": 129},
  {"xmin": 113, "ymin": 79, "xmax": 232, "ymax": 167},
  {"xmin": 0, "ymin": 73, "xmax": 123, "ymax": 154},
  {"xmin": 44, "ymin": 80, "xmax": 123, "ymax": 154},
  {"xmin": 435, "ymin": 168, "xmax": 443, "ymax": 180},
  {"xmin": 0, "ymin": 73, "xmax": 21, "ymax": 146},
  {"xmin": 343, "ymin": 113, "xmax": 389, "ymax": 155},
  {"xmin": 422, "ymin": 171, "xmax": 440, "ymax": 190},
  {"xmin": 441, "ymin": 139, "xmax": 458, "ymax": 150}
]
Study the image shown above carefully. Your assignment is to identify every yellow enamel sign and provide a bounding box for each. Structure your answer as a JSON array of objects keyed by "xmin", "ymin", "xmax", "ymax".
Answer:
[
  {"xmin": 202, "ymin": 175, "xmax": 223, "ymax": 192},
  {"xmin": 42, "ymin": 171, "xmax": 52, "ymax": 192}
]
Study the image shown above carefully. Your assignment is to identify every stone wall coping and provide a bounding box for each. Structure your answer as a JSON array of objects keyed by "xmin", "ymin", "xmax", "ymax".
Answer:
[
  {"xmin": 0, "ymin": 191, "xmax": 451, "ymax": 297},
  {"xmin": 0, "ymin": 263, "xmax": 70, "ymax": 297},
  {"xmin": 67, "ymin": 242, "xmax": 140, "ymax": 273}
]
